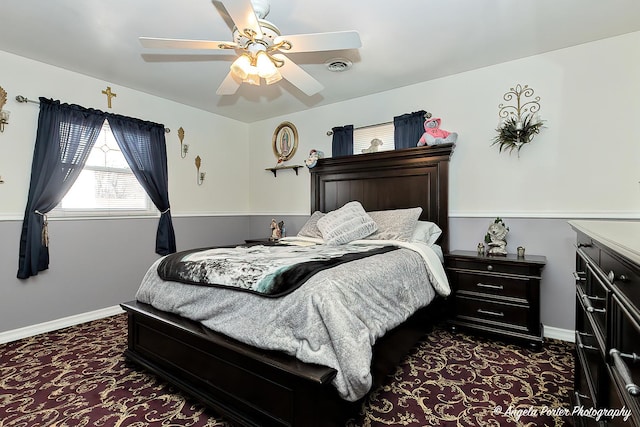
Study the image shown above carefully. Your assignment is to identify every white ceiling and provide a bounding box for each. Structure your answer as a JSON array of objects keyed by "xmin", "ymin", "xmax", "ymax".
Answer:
[{"xmin": 2, "ymin": 0, "xmax": 640, "ymax": 123}]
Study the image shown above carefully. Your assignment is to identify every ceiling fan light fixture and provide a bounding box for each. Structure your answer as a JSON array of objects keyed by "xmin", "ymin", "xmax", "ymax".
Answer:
[
  {"xmin": 264, "ymin": 69, "xmax": 282, "ymax": 85},
  {"xmin": 256, "ymin": 51, "xmax": 277, "ymax": 78},
  {"xmin": 244, "ymin": 73, "xmax": 261, "ymax": 86},
  {"xmin": 230, "ymin": 54, "xmax": 252, "ymax": 79}
]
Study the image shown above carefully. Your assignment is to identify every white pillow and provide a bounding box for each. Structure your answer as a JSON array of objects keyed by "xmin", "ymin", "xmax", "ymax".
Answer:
[
  {"xmin": 411, "ymin": 220, "xmax": 442, "ymax": 246},
  {"xmin": 366, "ymin": 207, "xmax": 423, "ymax": 242},
  {"xmin": 297, "ymin": 211, "xmax": 325, "ymax": 239},
  {"xmin": 317, "ymin": 201, "xmax": 377, "ymax": 245}
]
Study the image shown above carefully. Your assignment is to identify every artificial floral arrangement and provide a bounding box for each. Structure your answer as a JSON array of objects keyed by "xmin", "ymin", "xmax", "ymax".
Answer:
[
  {"xmin": 492, "ymin": 84, "xmax": 544, "ymax": 155},
  {"xmin": 492, "ymin": 114, "xmax": 544, "ymax": 155}
]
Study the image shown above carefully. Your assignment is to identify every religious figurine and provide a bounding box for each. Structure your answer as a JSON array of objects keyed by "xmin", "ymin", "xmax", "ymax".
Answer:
[
  {"xmin": 270, "ymin": 218, "xmax": 281, "ymax": 241},
  {"xmin": 484, "ymin": 217, "xmax": 509, "ymax": 256}
]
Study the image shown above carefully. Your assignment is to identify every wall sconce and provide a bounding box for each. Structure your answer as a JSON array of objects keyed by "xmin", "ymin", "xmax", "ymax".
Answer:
[
  {"xmin": 0, "ymin": 86, "xmax": 9, "ymax": 133},
  {"xmin": 195, "ymin": 155, "xmax": 206, "ymax": 185},
  {"xmin": 492, "ymin": 84, "xmax": 544, "ymax": 155},
  {"xmin": 178, "ymin": 127, "xmax": 188, "ymax": 158}
]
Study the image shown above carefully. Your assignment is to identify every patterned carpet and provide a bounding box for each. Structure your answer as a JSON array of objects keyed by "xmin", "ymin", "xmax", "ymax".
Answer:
[{"xmin": 0, "ymin": 314, "xmax": 574, "ymax": 426}]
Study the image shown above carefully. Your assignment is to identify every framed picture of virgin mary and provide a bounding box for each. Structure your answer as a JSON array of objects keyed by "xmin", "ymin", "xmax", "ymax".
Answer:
[{"xmin": 272, "ymin": 121, "xmax": 298, "ymax": 162}]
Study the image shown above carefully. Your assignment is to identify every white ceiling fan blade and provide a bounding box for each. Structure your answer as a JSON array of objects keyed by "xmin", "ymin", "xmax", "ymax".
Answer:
[
  {"xmin": 140, "ymin": 37, "xmax": 237, "ymax": 50},
  {"xmin": 275, "ymin": 31, "xmax": 361, "ymax": 53},
  {"xmin": 221, "ymin": 0, "xmax": 263, "ymax": 40},
  {"xmin": 216, "ymin": 71, "xmax": 241, "ymax": 96},
  {"xmin": 272, "ymin": 54, "xmax": 323, "ymax": 96}
]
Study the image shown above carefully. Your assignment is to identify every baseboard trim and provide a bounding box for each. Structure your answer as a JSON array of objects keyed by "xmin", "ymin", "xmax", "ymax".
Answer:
[
  {"xmin": 543, "ymin": 325, "xmax": 574, "ymax": 343},
  {"xmin": 0, "ymin": 305, "xmax": 124, "ymax": 344},
  {"xmin": 0, "ymin": 307, "xmax": 575, "ymax": 345}
]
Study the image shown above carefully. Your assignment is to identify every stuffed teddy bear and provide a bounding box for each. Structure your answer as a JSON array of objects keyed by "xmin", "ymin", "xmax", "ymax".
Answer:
[
  {"xmin": 417, "ymin": 117, "xmax": 458, "ymax": 146},
  {"xmin": 361, "ymin": 138, "xmax": 383, "ymax": 153}
]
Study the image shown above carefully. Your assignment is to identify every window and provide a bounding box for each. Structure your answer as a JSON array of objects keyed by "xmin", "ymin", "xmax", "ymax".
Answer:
[
  {"xmin": 54, "ymin": 120, "xmax": 153, "ymax": 216},
  {"xmin": 353, "ymin": 122, "xmax": 395, "ymax": 154}
]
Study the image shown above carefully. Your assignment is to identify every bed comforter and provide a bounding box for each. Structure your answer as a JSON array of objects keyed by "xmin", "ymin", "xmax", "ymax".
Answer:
[{"xmin": 135, "ymin": 238, "xmax": 450, "ymax": 401}]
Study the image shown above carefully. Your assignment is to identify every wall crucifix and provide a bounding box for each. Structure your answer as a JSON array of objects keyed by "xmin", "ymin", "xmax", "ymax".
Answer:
[{"xmin": 101, "ymin": 86, "xmax": 117, "ymax": 108}]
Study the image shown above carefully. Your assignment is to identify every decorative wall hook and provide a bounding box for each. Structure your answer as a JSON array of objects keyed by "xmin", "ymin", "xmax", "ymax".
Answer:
[
  {"xmin": 195, "ymin": 155, "xmax": 205, "ymax": 185},
  {"xmin": 178, "ymin": 127, "xmax": 188, "ymax": 158},
  {"xmin": 492, "ymin": 84, "xmax": 544, "ymax": 155}
]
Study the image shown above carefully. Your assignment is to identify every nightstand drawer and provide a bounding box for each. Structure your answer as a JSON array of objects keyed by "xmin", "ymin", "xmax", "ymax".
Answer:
[
  {"xmin": 455, "ymin": 296, "xmax": 529, "ymax": 330},
  {"xmin": 456, "ymin": 271, "xmax": 529, "ymax": 301},
  {"xmin": 450, "ymin": 259, "xmax": 534, "ymax": 276}
]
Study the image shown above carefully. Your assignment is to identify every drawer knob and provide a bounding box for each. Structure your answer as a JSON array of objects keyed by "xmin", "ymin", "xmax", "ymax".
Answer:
[
  {"xmin": 486, "ymin": 265, "xmax": 493, "ymax": 271},
  {"xmin": 610, "ymin": 349, "xmax": 640, "ymax": 397}
]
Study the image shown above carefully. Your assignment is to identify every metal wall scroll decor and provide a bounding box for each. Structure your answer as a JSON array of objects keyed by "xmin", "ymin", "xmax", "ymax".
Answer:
[
  {"xmin": 492, "ymin": 84, "xmax": 543, "ymax": 155},
  {"xmin": 195, "ymin": 155, "xmax": 205, "ymax": 185},
  {"xmin": 178, "ymin": 127, "xmax": 188, "ymax": 158}
]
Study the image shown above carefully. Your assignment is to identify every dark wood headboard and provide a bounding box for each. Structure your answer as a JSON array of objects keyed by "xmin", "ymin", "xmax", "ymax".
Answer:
[{"xmin": 310, "ymin": 144, "xmax": 454, "ymax": 253}]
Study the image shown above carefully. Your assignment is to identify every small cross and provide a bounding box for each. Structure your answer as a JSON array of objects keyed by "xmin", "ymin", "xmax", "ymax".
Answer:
[{"xmin": 101, "ymin": 86, "xmax": 117, "ymax": 108}]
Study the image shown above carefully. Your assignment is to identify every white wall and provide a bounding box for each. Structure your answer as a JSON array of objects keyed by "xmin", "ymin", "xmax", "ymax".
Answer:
[
  {"xmin": 0, "ymin": 50, "xmax": 251, "ymax": 218},
  {"xmin": 247, "ymin": 32, "xmax": 640, "ymax": 218}
]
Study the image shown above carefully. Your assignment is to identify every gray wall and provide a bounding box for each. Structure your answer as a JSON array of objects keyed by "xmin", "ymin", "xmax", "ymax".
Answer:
[
  {"xmin": 1, "ymin": 214, "xmax": 580, "ymax": 334},
  {"xmin": 0, "ymin": 216, "xmax": 249, "ymax": 332}
]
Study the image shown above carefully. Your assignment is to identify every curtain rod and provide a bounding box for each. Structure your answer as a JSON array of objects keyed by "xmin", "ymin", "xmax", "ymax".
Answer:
[
  {"xmin": 326, "ymin": 120, "xmax": 392, "ymax": 136},
  {"xmin": 15, "ymin": 95, "xmax": 171, "ymax": 133},
  {"xmin": 326, "ymin": 111, "xmax": 431, "ymax": 136}
]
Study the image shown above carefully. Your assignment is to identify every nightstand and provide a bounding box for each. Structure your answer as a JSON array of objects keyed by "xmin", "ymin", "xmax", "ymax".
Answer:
[{"xmin": 445, "ymin": 250, "xmax": 546, "ymax": 349}]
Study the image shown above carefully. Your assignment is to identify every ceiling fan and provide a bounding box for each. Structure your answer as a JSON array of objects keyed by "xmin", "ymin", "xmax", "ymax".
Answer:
[{"xmin": 139, "ymin": 0, "xmax": 362, "ymax": 96}]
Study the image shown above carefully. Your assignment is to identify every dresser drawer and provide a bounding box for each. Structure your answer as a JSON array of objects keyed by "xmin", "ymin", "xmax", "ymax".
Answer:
[
  {"xmin": 601, "ymin": 251, "xmax": 640, "ymax": 307},
  {"xmin": 609, "ymin": 294, "xmax": 640, "ymax": 421},
  {"xmin": 455, "ymin": 296, "xmax": 529, "ymax": 331},
  {"xmin": 456, "ymin": 271, "xmax": 530, "ymax": 302}
]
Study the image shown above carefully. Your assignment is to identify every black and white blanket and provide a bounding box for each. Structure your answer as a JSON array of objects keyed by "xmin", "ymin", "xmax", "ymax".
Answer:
[
  {"xmin": 157, "ymin": 243, "xmax": 398, "ymax": 297},
  {"xmin": 137, "ymin": 238, "xmax": 450, "ymax": 402}
]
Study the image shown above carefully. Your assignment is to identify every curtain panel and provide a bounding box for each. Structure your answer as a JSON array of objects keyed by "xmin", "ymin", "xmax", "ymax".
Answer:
[
  {"xmin": 17, "ymin": 99, "xmax": 175, "ymax": 280},
  {"xmin": 393, "ymin": 110, "xmax": 427, "ymax": 150},
  {"xmin": 331, "ymin": 125, "xmax": 354, "ymax": 157},
  {"xmin": 107, "ymin": 114, "xmax": 176, "ymax": 255},
  {"xmin": 17, "ymin": 99, "xmax": 105, "ymax": 279}
]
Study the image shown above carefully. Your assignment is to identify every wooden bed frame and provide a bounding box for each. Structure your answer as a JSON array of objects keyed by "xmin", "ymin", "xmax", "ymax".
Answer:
[{"xmin": 121, "ymin": 144, "xmax": 454, "ymax": 426}]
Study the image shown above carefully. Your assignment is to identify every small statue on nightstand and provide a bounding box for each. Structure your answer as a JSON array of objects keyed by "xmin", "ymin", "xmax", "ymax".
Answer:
[
  {"xmin": 270, "ymin": 219, "xmax": 281, "ymax": 241},
  {"xmin": 485, "ymin": 217, "xmax": 509, "ymax": 256}
]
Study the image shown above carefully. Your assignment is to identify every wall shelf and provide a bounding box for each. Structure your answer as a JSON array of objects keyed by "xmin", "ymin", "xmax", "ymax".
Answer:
[{"xmin": 265, "ymin": 165, "xmax": 303, "ymax": 177}]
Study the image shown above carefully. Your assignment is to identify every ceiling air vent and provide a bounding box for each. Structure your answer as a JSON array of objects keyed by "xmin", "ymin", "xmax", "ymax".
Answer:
[{"xmin": 325, "ymin": 58, "xmax": 353, "ymax": 72}]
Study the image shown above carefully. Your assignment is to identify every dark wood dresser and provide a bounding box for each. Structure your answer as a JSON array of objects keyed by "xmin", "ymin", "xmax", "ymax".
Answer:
[
  {"xmin": 445, "ymin": 249, "xmax": 546, "ymax": 349},
  {"xmin": 570, "ymin": 220, "xmax": 640, "ymax": 427}
]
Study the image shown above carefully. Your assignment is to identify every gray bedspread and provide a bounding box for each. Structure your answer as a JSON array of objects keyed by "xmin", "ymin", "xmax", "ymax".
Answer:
[{"xmin": 135, "ymin": 238, "xmax": 450, "ymax": 401}]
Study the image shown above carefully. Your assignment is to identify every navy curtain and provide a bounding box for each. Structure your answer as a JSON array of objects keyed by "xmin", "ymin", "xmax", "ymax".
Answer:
[
  {"xmin": 394, "ymin": 110, "xmax": 427, "ymax": 149},
  {"xmin": 17, "ymin": 98, "xmax": 105, "ymax": 279},
  {"xmin": 331, "ymin": 125, "xmax": 354, "ymax": 157},
  {"xmin": 107, "ymin": 114, "xmax": 176, "ymax": 255}
]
